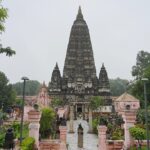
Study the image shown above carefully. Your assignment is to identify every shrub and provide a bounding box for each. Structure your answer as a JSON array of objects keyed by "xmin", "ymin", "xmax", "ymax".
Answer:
[
  {"xmin": 11, "ymin": 121, "xmax": 29, "ymax": 139},
  {"xmin": 0, "ymin": 126, "xmax": 7, "ymax": 148},
  {"xmin": 129, "ymin": 126, "xmax": 146, "ymax": 140},
  {"xmin": 92, "ymin": 118, "xmax": 99, "ymax": 134},
  {"xmin": 40, "ymin": 107, "xmax": 56, "ymax": 138},
  {"xmin": 21, "ymin": 137, "xmax": 35, "ymax": 150},
  {"xmin": 129, "ymin": 126, "xmax": 146, "ymax": 149},
  {"xmin": 51, "ymin": 98, "xmax": 63, "ymax": 107},
  {"xmin": 111, "ymin": 128, "xmax": 124, "ymax": 140},
  {"xmin": 0, "ymin": 132, "xmax": 5, "ymax": 148}
]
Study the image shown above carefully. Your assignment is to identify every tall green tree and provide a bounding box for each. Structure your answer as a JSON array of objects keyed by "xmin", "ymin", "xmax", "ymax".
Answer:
[
  {"xmin": 132, "ymin": 50, "xmax": 150, "ymax": 79},
  {"xmin": 12, "ymin": 80, "xmax": 41, "ymax": 96},
  {"xmin": 129, "ymin": 50, "xmax": 150, "ymax": 107},
  {"xmin": 0, "ymin": 0, "xmax": 15, "ymax": 56},
  {"xmin": 90, "ymin": 96, "xmax": 104, "ymax": 110},
  {"xmin": 109, "ymin": 78, "xmax": 129, "ymax": 96},
  {"xmin": 0, "ymin": 71, "xmax": 16, "ymax": 111}
]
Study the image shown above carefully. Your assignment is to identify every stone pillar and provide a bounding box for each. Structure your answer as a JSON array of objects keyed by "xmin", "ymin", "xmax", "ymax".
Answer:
[
  {"xmin": 123, "ymin": 111, "xmax": 136, "ymax": 149},
  {"xmin": 82, "ymin": 104, "xmax": 85, "ymax": 119},
  {"xmin": 69, "ymin": 105, "xmax": 74, "ymax": 133},
  {"xmin": 59, "ymin": 126, "xmax": 67, "ymax": 143},
  {"xmin": 78, "ymin": 124, "xmax": 84, "ymax": 148},
  {"xmin": 88, "ymin": 108, "xmax": 93, "ymax": 133},
  {"xmin": 98, "ymin": 126, "xmax": 107, "ymax": 150},
  {"xmin": 84, "ymin": 105, "xmax": 88, "ymax": 121},
  {"xmin": 28, "ymin": 110, "xmax": 41, "ymax": 148}
]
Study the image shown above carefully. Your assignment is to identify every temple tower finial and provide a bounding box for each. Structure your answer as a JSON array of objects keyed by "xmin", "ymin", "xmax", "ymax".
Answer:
[
  {"xmin": 76, "ymin": 6, "xmax": 83, "ymax": 20},
  {"xmin": 42, "ymin": 81, "xmax": 46, "ymax": 87},
  {"xmin": 102, "ymin": 63, "xmax": 105, "ymax": 68},
  {"xmin": 78, "ymin": 6, "xmax": 82, "ymax": 14},
  {"xmin": 55, "ymin": 62, "xmax": 59, "ymax": 70}
]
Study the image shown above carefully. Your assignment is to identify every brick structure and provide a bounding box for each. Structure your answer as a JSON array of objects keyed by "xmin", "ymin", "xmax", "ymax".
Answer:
[
  {"xmin": 39, "ymin": 140, "xmax": 61, "ymax": 150},
  {"xmin": 107, "ymin": 140, "xmax": 124, "ymax": 150},
  {"xmin": 59, "ymin": 126, "xmax": 67, "ymax": 143},
  {"xmin": 114, "ymin": 92, "xmax": 140, "ymax": 149},
  {"xmin": 98, "ymin": 125, "xmax": 107, "ymax": 150},
  {"xmin": 39, "ymin": 126, "xmax": 67, "ymax": 150},
  {"xmin": 28, "ymin": 110, "xmax": 41, "ymax": 148}
]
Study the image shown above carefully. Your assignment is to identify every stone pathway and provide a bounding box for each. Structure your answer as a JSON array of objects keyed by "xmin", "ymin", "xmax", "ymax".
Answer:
[{"xmin": 67, "ymin": 119, "xmax": 98, "ymax": 150}]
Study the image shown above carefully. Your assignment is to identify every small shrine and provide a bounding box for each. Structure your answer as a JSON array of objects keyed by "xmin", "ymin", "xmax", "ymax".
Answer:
[
  {"xmin": 114, "ymin": 92, "xmax": 140, "ymax": 115},
  {"xmin": 114, "ymin": 92, "xmax": 140, "ymax": 149},
  {"xmin": 37, "ymin": 82, "xmax": 51, "ymax": 108}
]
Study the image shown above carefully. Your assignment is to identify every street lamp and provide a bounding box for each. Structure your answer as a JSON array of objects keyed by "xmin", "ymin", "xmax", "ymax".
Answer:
[
  {"xmin": 142, "ymin": 78, "xmax": 150, "ymax": 150},
  {"xmin": 20, "ymin": 77, "xmax": 29, "ymax": 145}
]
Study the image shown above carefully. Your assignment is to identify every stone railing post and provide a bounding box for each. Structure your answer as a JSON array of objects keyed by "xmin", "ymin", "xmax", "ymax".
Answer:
[
  {"xmin": 98, "ymin": 125, "xmax": 107, "ymax": 150},
  {"xmin": 123, "ymin": 111, "xmax": 136, "ymax": 149},
  {"xmin": 59, "ymin": 126, "xmax": 67, "ymax": 143},
  {"xmin": 28, "ymin": 110, "xmax": 41, "ymax": 148},
  {"xmin": 59, "ymin": 126, "xmax": 67, "ymax": 150}
]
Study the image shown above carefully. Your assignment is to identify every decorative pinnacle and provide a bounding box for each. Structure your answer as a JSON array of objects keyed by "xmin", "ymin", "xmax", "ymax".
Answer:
[
  {"xmin": 42, "ymin": 81, "xmax": 46, "ymax": 88},
  {"xmin": 102, "ymin": 63, "xmax": 105, "ymax": 68},
  {"xmin": 55, "ymin": 62, "xmax": 59, "ymax": 70},
  {"xmin": 76, "ymin": 6, "xmax": 83, "ymax": 20},
  {"xmin": 78, "ymin": 6, "xmax": 82, "ymax": 14}
]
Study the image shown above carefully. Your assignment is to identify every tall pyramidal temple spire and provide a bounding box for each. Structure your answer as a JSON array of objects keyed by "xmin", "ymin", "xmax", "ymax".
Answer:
[
  {"xmin": 63, "ymin": 7, "xmax": 96, "ymax": 83},
  {"xmin": 49, "ymin": 63, "xmax": 61, "ymax": 92},
  {"xmin": 99, "ymin": 63, "xmax": 110, "ymax": 89},
  {"xmin": 49, "ymin": 7, "xmax": 112, "ymax": 107}
]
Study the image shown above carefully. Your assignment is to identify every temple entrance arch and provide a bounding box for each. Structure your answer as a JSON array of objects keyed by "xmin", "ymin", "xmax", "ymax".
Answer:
[
  {"xmin": 77, "ymin": 104, "xmax": 82, "ymax": 113},
  {"xmin": 69, "ymin": 102, "xmax": 89, "ymax": 120}
]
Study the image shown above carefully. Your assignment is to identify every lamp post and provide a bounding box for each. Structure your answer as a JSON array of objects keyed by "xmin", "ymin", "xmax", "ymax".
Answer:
[
  {"xmin": 20, "ymin": 77, "xmax": 29, "ymax": 145},
  {"xmin": 142, "ymin": 78, "xmax": 150, "ymax": 150}
]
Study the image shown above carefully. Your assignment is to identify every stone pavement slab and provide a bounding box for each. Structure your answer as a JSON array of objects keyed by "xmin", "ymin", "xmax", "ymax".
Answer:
[{"xmin": 67, "ymin": 119, "xmax": 98, "ymax": 150}]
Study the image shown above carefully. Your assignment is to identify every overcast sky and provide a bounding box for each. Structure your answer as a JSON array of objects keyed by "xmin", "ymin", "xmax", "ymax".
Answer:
[{"xmin": 0, "ymin": 0, "xmax": 150, "ymax": 84}]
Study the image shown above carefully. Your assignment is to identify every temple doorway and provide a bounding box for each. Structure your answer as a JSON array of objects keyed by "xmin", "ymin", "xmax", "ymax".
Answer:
[{"xmin": 77, "ymin": 104, "xmax": 82, "ymax": 113}]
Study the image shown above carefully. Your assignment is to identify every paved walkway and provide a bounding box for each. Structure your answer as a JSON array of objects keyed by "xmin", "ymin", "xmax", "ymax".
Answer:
[{"xmin": 67, "ymin": 119, "xmax": 98, "ymax": 150}]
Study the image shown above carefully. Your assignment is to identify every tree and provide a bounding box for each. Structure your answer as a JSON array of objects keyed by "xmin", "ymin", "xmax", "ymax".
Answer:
[
  {"xmin": 129, "ymin": 126, "xmax": 146, "ymax": 148},
  {"xmin": 136, "ymin": 109, "xmax": 150, "ymax": 125},
  {"xmin": 0, "ymin": 71, "xmax": 16, "ymax": 112},
  {"xmin": 40, "ymin": 107, "xmax": 56, "ymax": 138},
  {"xmin": 132, "ymin": 50, "xmax": 150, "ymax": 79},
  {"xmin": 21, "ymin": 137, "xmax": 35, "ymax": 150},
  {"xmin": 129, "ymin": 51, "xmax": 150, "ymax": 107},
  {"xmin": 0, "ymin": 0, "xmax": 15, "ymax": 56},
  {"xmin": 89, "ymin": 96, "xmax": 104, "ymax": 110},
  {"xmin": 51, "ymin": 97, "xmax": 63, "ymax": 108},
  {"xmin": 12, "ymin": 80, "xmax": 41, "ymax": 96},
  {"xmin": 109, "ymin": 78, "xmax": 129, "ymax": 96},
  {"xmin": 128, "ymin": 80, "xmax": 145, "ymax": 107}
]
